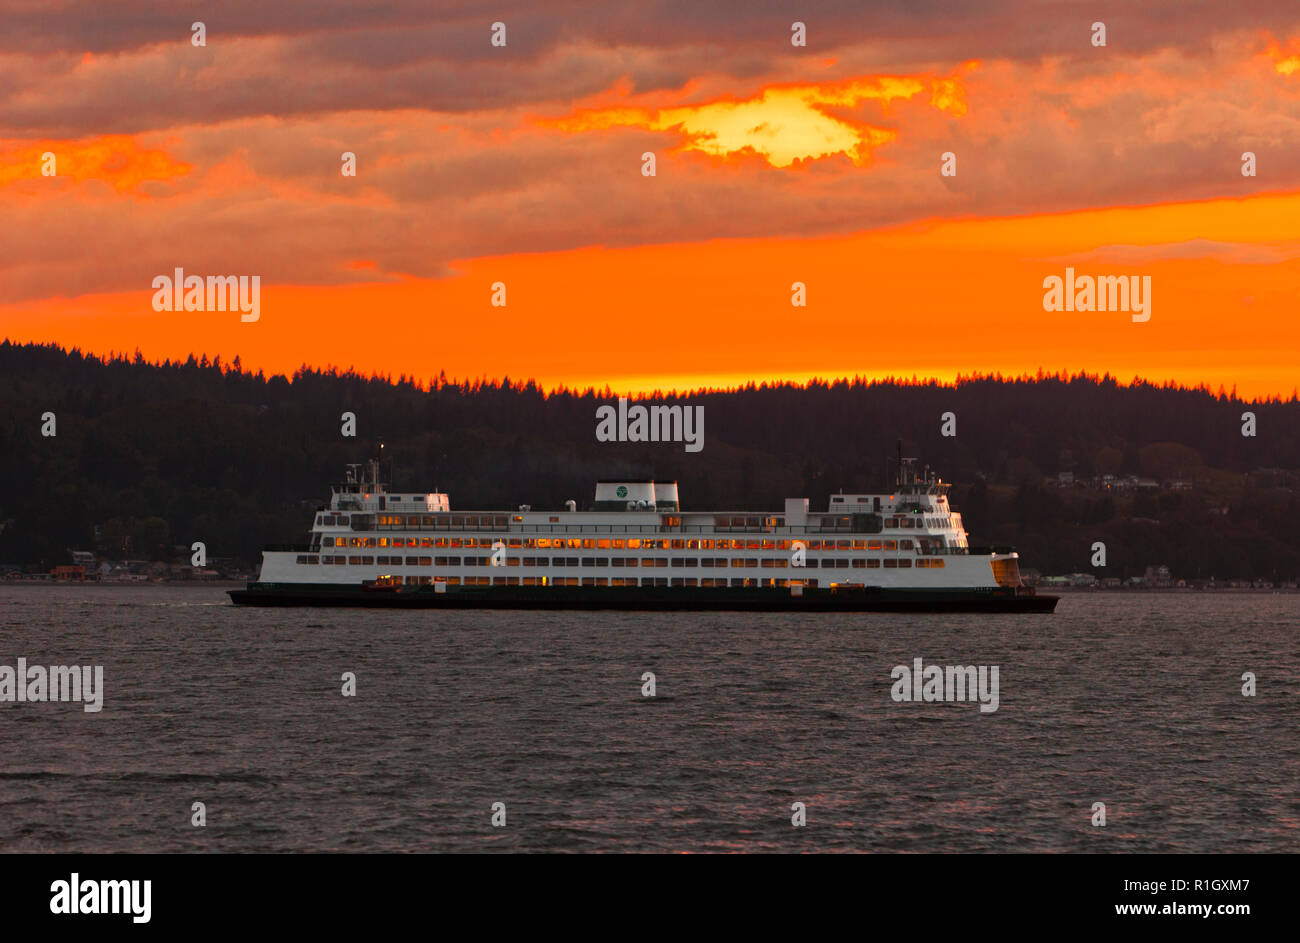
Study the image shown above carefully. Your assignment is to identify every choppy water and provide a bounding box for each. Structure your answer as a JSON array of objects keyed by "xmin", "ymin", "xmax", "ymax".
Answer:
[{"xmin": 0, "ymin": 585, "xmax": 1296, "ymax": 852}]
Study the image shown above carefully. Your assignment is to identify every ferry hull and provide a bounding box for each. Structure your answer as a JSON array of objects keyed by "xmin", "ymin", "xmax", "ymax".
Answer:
[{"xmin": 229, "ymin": 582, "xmax": 1058, "ymax": 613}]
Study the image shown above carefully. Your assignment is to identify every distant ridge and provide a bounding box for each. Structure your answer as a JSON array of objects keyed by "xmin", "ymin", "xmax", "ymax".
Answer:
[{"xmin": 2, "ymin": 340, "xmax": 1298, "ymax": 579}]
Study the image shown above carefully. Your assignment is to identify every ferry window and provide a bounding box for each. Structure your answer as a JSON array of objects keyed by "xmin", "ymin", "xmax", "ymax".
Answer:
[
  {"xmin": 626, "ymin": 538, "xmax": 641, "ymax": 549},
  {"xmin": 549, "ymin": 517, "xmax": 559, "ymax": 523},
  {"xmin": 899, "ymin": 539, "xmax": 914, "ymax": 550},
  {"xmin": 597, "ymin": 539, "xmax": 611, "ymax": 549},
  {"xmin": 835, "ymin": 559, "xmax": 849, "ymax": 569},
  {"xmin": 866, "ymin": 559, "xmax": 880, "ymax": 568},
  {"xmin": 494, "ymin": 516, "xmax": 508, "ymax": 527},
  {"xmin": 852, "ymin": 559, "xmax": 865, "ymax": 568},
  {"xmin": 868, "ymin": 540, "xmax": 882, "ymax": 550},
  {"xmin": 744, "ymin": 559, "xmax": 757, "ymax": 568},
  {"xmin": 507, "ymin": 539, "xmax": 521, "ymax": 549},
  {"xmin": 364, "ymin": 538, "xmax": 377, "ymax": 548},
  {"xmin": 349, "ymin": 556, "xmax": 362, "ymax": 565},
  {"xmin": 804, "ymin": 559, "xmax": 818, "ymax": 568},
  {"xmin": 522, "ymin": 558, "xmax": 535, "ymax": 566},
  {"xmin": 378, "ymin": 538, "xmax": 389, "ymax": 548},
  {"xmin": 612, "ymin": 539, "xmax": 625, "ymax": 549},
  {"xmin": 761, "ymin": 559, "xmax": 775, "ymax": 568},
  {"xmin": 596, "ymin": 558, "xmax": 609, "ymax": 566},
  {"xmin": 837, "ymin": 540, "xmax": 850, "ymax": 550},
  {"xmin": 551, "ymin": 558, "xmax": 564, "ymax": 567},
  {"xmin": 567, "ymin": 557, "xmax": 578, "ymax": 566},
  {"xmin": 884, "ymin": 540, "xmax": 897, "ymax": 550},
  {"xmin": 322, "ymin": 537, "xmax": 334, "ymax": 547},
  {"xmin": 701, "ymin": 558, "xmax": 714, "ymax": 567},
  {"xmin": 505, "ymin": 557, "xmax": 517, "ymax": 567},
  {"xmin": 536, "ymin": 538, "xmax": 552, "ymax": 548},
  {"xmin": 671, "ymin": 558, "xmax": 684, "ymax": 567},
  {"xmin": 626, "ymin": 558, "xmax": 639, "ymax": 567},
  {"xmin": 853, "ymin": 540, "xmax": 866, "ymax": 550},
  {"xmin": 745, "ymin": 540, "xmax": 760, "ymax": 550},
  {"xmin": 612, "ymin": 558, "xmax": 624, "ymax": 567},
  {"xmin": 407, "ymin": 516, "xmax": 419, "ymax": 526},
  {"xmin": 898, "ymin": 559, "xmax": 912, "ymax": 568},
  {"xmin": 883, "ymin": 559, "xmax": 897, "ymax": 568}
]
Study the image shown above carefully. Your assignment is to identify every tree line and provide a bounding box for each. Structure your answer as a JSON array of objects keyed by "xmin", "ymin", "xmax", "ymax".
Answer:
[{"xmin": 2, "ymin": 341, "xmax": 1297, "ymax": 579}]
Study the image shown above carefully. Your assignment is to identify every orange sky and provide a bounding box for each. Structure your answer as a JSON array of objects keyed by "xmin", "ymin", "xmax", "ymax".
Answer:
[
  {"xmin": 4, "ymin": 187, "xmax": 1297, "ymax": 397},
  {"xmin": 3, "ymin": 9, "xmax": 1300, "ymax": 397}
]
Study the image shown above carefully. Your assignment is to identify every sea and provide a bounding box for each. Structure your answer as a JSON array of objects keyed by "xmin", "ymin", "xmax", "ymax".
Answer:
[{"xmin": 0, "ymin": 585, "xmax": 1296, "ymax": 853}]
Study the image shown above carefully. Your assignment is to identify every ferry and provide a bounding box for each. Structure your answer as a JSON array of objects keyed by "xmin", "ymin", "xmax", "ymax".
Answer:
[{"xmin": 229, "ymin": 456, "xmax": 1057, "ymax": 612}]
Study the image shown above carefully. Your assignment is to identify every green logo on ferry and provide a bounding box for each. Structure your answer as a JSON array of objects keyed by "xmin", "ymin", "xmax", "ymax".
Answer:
[{"xmin": 616, "ymin": 486, "xmax": 628, "ymax": 498}]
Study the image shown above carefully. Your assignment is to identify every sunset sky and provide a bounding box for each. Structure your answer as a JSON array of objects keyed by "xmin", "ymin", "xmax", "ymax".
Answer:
[{"xmin": 3, "ymin": 1, "xmax": 1300, "ymax": 397}]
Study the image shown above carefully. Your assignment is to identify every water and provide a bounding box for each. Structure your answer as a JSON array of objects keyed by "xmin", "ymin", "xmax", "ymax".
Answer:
[{"xmin": 0, "ymin": 585, "xmax": 1296, "ymax": 852}]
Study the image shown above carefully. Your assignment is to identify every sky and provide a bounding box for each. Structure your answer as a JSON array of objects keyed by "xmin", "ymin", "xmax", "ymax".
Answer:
[{"xmin": 2, "ymin": 0, "xmax": 1300, "ymax": 397}]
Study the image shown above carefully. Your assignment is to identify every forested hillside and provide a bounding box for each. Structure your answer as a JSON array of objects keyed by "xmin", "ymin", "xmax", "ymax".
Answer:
[{"xmin": 3, "ymin": 341, "xmax": 1298, "ymax": 579}]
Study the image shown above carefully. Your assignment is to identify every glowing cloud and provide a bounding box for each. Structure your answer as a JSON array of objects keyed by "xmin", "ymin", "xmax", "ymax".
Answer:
[
  {"xmin": 542, "ymin": 69, "xmax": 974, "ymax": 168},
  {"xmin": 0, "ymin": 135, "xmax": 191, "ymax": 192},
  {"xmin": 1262, "ymin": 37, "xmax": 1300, "ymax": 76}
]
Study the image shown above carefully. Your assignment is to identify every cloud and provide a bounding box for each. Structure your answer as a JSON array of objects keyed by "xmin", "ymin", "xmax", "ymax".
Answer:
[{"xmin": 5, "ymin": 11, "xmax": 1300, "ymax": 305}]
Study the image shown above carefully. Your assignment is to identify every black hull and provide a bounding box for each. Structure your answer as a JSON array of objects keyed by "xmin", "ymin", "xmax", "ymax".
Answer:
[{"xmin": 228, "ymin": 583, "xmax": 1058, "ymax": 613}]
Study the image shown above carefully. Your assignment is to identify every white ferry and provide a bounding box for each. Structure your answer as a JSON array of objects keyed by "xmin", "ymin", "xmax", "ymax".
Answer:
[{"xmin": 230, "ymin": 457, "xmax": 1055, "ymax": 612}]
